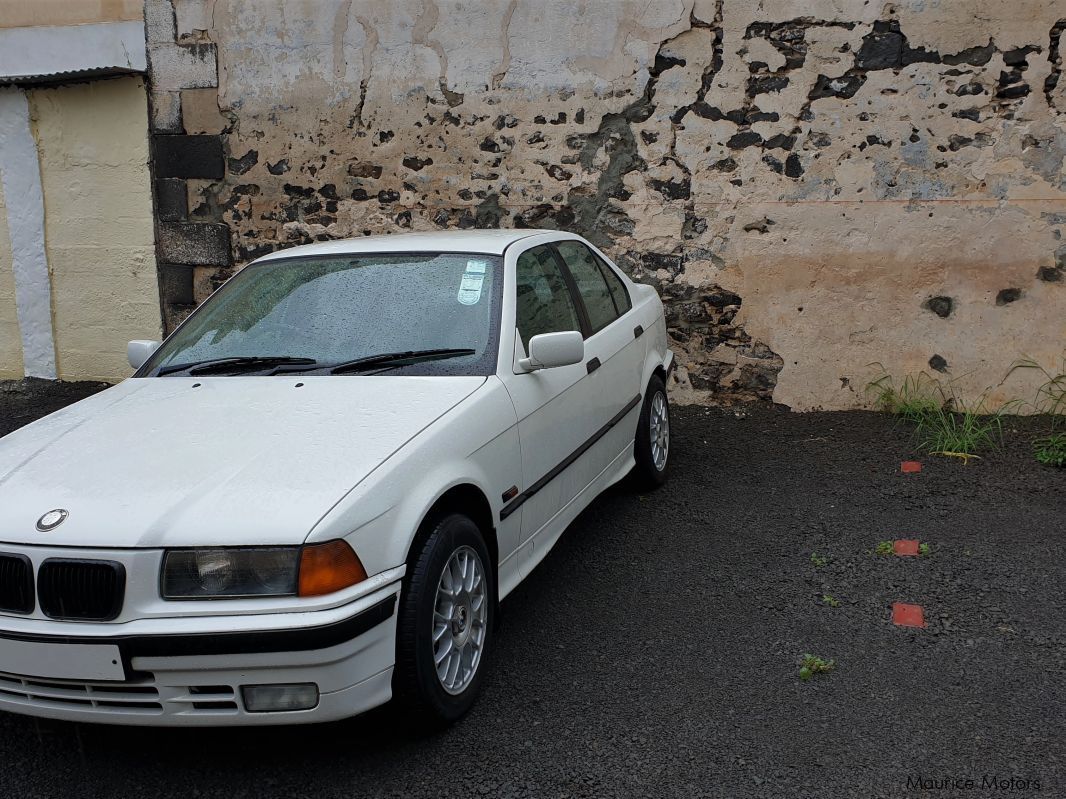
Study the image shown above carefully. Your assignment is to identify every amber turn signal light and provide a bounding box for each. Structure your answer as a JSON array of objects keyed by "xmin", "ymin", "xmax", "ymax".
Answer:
[{"xmin": 298, "ymin": 540, "xmax": 367, "ymax": 597}]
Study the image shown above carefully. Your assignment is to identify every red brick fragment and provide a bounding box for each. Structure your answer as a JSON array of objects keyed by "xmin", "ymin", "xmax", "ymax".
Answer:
[
  {"xmin": 892, "ymin": 602, "xmax": 926, "ymax": 628},
  {"xmin": 901, "ymin": 461, "xmax": 922, "ymax": 473},
  {"xmin": 893, "ymin": 539, "xmax": 920, "ymax": 556}
]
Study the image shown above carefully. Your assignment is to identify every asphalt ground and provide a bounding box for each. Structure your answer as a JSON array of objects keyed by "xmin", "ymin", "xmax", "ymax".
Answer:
[{"xmin": 0, "ymin": 380, "xmax": 1063, "ymax": 798}]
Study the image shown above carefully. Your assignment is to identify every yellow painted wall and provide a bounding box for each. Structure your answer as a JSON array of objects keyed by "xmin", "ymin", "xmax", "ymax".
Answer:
[
  {"xmin": 0, "ymin": 174, "xmax": 24, "ymax": 378},
  {"xmin": 29, "ymin": 76, "xmax": 161, "ymax": 382}
]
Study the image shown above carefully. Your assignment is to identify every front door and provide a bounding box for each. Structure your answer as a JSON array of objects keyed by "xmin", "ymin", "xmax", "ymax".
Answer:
[
  {"xmin": 499, "ymin": 241, "xmax": 645, "ymax": 567},
  {"xmin": 499, "ymin": 244, "xmax": 592, "ymax": 551}
]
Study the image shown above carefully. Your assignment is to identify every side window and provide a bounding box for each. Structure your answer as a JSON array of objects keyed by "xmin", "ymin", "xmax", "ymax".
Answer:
[
  {"xmin": 515, "ymin": 245, "xmax": 582, "ymax": 350},
  {"xmin": 554, "ymin": 240, "xmax": 621, "ymax": 333},
  {"xmin": 597, "ymin": 256, "xmax": 632, "ymax": 315}
]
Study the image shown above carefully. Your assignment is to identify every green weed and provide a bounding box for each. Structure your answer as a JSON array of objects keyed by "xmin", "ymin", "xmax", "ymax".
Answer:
[
  {"xmin": 918, "ymin": 542, "xmax": 931, "ymax": 556},
  {"xmin": 799, "ymin": 654, "xmax": 835, "ymax": 681},
  {"xmin": 821, "ymin": 594, "xmax": 840, "ymax": 608},
  {"xmin": 1034, "ymin": 433, "xmax": 1066, "ymax": 467},
  {"xmin": 810, "ymin": 552, "xmax": 829, "ymax": 567},
  {"xmin": 875, "ymin": 540, "xmax": 894, "ymax": 556}
]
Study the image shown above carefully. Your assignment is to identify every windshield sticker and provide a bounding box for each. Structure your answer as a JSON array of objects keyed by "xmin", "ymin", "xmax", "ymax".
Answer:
[
  {"xmin": 458, "ymin": 272, "xmax": 484, "ymax": 305},
  {"xmin": 466, "ymin": 259, "xmax": 488, "ymax": 274}
]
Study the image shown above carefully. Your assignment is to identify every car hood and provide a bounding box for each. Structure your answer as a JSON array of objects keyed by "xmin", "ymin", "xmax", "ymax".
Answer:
[{"xmin": 0, "ymin": 376, "xmax": 486, "ymax": 548}]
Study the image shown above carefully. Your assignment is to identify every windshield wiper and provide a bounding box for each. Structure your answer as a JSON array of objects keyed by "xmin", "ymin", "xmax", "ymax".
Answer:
[
  {"xmin": 328, "ymin": 348, "xmax": 476, "ymax": 375},
  {"xmin": 156, "ymin": 356, "xmax": 318, "ymax": 376}
]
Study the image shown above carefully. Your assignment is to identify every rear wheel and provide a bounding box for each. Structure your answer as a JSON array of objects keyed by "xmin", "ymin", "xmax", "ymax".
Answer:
[
  {"xmin": 631, "ymin": 374, "xmax": 670, "ymax": 490},
  {"xmin": 393, "ymin": 513, "xmax": 494, "ymax": 724}
]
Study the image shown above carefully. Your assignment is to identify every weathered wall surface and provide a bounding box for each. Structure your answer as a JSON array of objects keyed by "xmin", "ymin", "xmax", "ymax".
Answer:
[
  {"xmin": 149, "ymin": 0, "xmax": 1066, "ymax": 409},
  {"xmin": 30, "ymin": 77, "xmax": 162, "ymax": 382}
]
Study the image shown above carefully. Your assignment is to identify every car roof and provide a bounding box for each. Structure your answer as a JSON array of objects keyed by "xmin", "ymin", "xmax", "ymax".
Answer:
[{"xmin": 253, "ymin": 229, "xmax": 549, "ymax": 262}]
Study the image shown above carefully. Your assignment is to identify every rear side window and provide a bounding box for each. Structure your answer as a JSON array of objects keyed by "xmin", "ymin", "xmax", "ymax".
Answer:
[
  {"xmin": 554, "ymin": 240, "xmax": 629, "ymax": 333},
  {"xmin": 515, "ymin": 245, "xmax": 582, "ymax": 350},
  {"xmin": 597, "ymin": 256, "xmax": 632, "ymax": 315}
]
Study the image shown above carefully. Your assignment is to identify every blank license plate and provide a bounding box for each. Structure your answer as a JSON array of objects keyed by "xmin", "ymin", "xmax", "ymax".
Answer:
[{"xmin": 0, "ymin": 639, "xmax": 125, "ymax": 681}]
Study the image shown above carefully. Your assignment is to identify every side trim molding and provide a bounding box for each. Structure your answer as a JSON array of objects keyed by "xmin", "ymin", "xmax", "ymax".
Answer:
[{"xmin": 500, "ymin": 394, "xmax": 641, "ymax": 521}]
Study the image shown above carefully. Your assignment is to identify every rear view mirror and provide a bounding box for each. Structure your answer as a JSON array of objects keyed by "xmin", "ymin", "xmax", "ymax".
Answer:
[
  {"xmin": 518, "ymin": 331, "xmax": 584, "ymax": 372},
  {"xmin": 127, "ymin": 340, "xmax": 161, "ymax": 370}
]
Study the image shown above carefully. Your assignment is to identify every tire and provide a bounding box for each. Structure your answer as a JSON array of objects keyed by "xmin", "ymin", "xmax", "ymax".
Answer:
[
  {"xmin": 393, "ymin": 512, "xmax": 494, "ymax": 725},
  {"xmin": 631, "ymin": 374, "xmax": 670, "ymax": 490}
]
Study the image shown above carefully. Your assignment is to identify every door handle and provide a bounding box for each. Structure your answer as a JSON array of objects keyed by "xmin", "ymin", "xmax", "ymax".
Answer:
[
  {"xmin": 586, "ymin": 357, "xmax": 601, "ymax": 374},
  {"xmin": 633, "ymin": 325, "xmax": 644, "ymax": 339}
]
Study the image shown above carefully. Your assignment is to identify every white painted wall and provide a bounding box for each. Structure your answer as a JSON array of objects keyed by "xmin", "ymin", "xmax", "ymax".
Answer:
[
  {"xmin": 0, "ymin": 164, "xmax": 23, "ymax": 379},
  {"xmin": 0, "ymin": 87, "xmax": 56, "ymax": 379},
  {"xmin": 0, "ymin": 21, "xmax": 146, "ymax": 81}
]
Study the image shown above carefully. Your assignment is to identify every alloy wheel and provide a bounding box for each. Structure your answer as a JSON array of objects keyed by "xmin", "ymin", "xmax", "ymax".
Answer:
[
  {"xmin": 649, "ymin": 390, "xmax": 670, "ymax": 471},
  {"xmin": 432, "ymin": 545, "xmax": 488, "ymax": 695}
]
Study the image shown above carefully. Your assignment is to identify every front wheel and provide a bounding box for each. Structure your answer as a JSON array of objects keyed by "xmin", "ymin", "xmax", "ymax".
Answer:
[
  {"xmin": 393, "ymin": 513, "xmax": 494, "ymax": 724},
  {"xmin": 631, "ymin": 374, "xmax": 670, "ymax": 490}
]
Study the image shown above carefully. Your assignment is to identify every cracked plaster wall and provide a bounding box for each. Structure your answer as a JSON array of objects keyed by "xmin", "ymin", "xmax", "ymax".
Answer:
[{"xmin": 149, "ymin": 0, "xmax": 1066, "ymax": 409}]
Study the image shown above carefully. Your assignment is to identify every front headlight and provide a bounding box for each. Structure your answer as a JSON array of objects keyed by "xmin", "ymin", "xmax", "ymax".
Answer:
[
  {"xmin": 161, "ymin": 547, "xmax": 300, "ymax": 598},
  {"xmin": 160, "ymin": 540, "xmax": 367, "ymax": 599}
]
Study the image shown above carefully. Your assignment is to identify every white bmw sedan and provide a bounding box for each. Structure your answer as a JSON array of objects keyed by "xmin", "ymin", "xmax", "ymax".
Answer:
[{"xmin": 0, "ymin": 229, "xmax": 673, "ymax": 726}]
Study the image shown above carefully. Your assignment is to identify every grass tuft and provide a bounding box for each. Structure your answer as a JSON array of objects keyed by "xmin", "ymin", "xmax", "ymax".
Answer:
[
  {"xmin": 915, "ymin": 404, "xmax": 1005, "ymax": 460},
  {"xmin": 810, "ymin": 552, "xmax": 829, "ymax": 567},
  {"xmin": 866, "ymin": 368, "xmax": 1014, "ymax": 459},
  {"xmin": 821, "ymin": 594, "xmax": 840, "ymax": 608},
  {"xmin": 1009, "ymin": 357, "xmax": 1066, "ymax": 466},
  {"xmin": 866, "ymin": 371, "xmax": 942, "ymax": 422},
  {"xmin": 875, "ymin": 540, "xmax": 894, "ymax": 556},
  {"xmin": 1009, "ymin": 356, "xmax": 1066, "ymax": 417}
]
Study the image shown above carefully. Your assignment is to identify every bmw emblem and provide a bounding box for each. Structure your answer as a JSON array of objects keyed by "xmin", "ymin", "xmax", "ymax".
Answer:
[{"xmin": 36, "ymin": 509, "xmax": 68, "ymax": 532}]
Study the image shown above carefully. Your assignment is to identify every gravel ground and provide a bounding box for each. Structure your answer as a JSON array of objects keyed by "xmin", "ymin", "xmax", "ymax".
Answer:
[{"xmin": 0, "ymin": 381, "xmax": 1063, "ymax": 798}]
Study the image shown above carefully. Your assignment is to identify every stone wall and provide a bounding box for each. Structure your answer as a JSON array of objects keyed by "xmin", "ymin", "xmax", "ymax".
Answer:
[{"xmin": 146, "ymin": 0, "xmax": 1066, "ymax": 409}]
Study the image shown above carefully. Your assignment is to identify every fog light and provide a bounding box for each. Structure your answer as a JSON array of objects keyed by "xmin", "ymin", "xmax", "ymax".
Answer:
[{"xmin": 241, "ymin": 683, "xmax": 319, "ymax": 713}]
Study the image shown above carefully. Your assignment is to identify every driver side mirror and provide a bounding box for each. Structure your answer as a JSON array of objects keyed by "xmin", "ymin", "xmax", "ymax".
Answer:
[
  {"xmin": 518, "ymin": 331, "xmax": 584, "ymax": 372},
  {"xmin": 127, "ymin": 340, "xmax": 161, "ymax": 370}
]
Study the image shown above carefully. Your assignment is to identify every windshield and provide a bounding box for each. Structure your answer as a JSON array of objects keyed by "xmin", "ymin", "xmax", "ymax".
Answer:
[{"xmin": 140, "ymin": 252, "xmax": 503, "ymax": 376}]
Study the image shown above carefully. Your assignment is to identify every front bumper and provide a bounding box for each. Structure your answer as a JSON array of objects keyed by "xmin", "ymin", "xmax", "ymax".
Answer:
[{"xmin": 0, "ymin": 588, "xmax": 401, "ymax": 726}]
